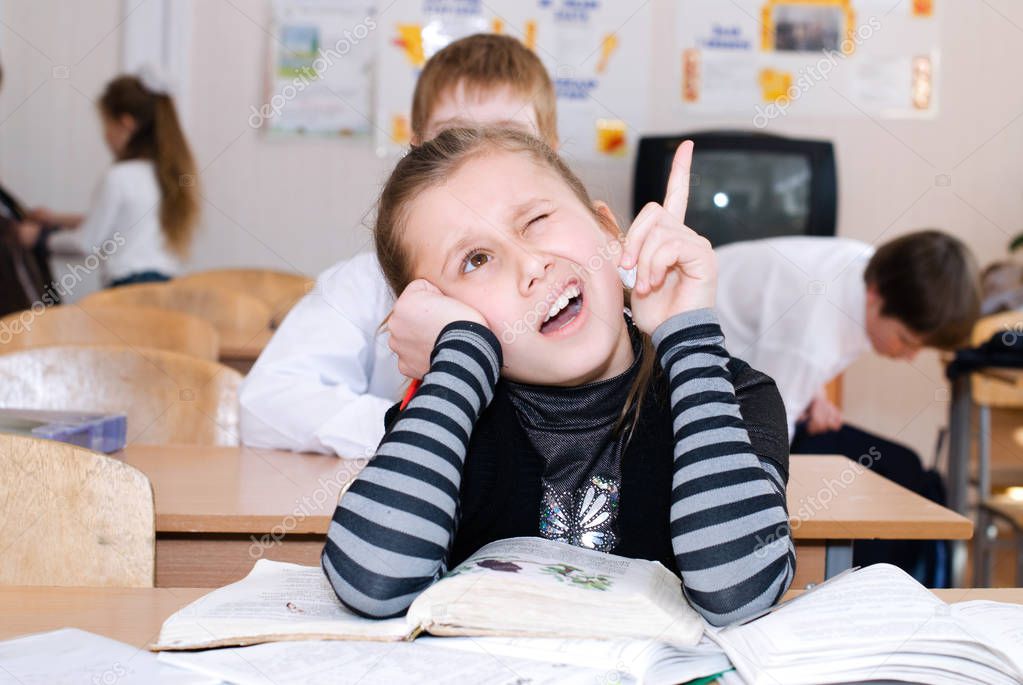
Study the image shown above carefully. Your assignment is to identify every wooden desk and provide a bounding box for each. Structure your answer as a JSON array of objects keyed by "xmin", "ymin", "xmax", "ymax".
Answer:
[
  {"xmin": 116, "ymin": 447, "xmax": 971, "ymax": 589},
  {"xmin": 116, "ymin": 444, "xmax": 366, "ymax": 587},
  {"xmin": 787, "ymin": 455, "xmax": 973, "ymax": 588},
  {"xmin": 948, "ymin": 366, "xmax": 1023, "ymax": 585},
  {"xmin": 218, "ymin": 328, "xmax": 273, "ymax": 373},
  {"xmin": 2, "ymin": 586, "xmax": 1020, "ymax": 650},
  {"xmin": 0, "ymin": 587, "xmax": 206, "ymax": 648}
]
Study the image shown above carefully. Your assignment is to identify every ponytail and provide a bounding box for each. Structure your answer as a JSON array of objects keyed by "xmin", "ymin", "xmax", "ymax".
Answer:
[
  {"xmin": 152, "ymin": 95, "xmax": 199, "ymax": 256},
  {"xmin": 100, "ymin": 75, "xmax": 200, "ymax": 256}
]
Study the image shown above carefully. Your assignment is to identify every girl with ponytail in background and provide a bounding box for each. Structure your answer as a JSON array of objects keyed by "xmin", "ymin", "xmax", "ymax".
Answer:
[{"xmin": 23, "ymin": 67, "xmax": 200, "ymax": 287}]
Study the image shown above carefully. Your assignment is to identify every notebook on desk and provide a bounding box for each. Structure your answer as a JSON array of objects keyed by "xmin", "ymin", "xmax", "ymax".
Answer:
[{"xmin": 0, "ymin": 408, "xmax": 126, "ymax": 453}]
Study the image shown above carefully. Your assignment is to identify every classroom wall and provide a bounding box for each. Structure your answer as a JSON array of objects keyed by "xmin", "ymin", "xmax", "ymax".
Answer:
[{"xmin": 1, "ymin": 0, "xmax": 1021, "ymax": 466}]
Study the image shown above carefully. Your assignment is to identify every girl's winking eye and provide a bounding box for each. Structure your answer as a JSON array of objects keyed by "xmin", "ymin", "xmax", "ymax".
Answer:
[
  {"xmin": 461, "ymin": 248, "xmax": 490, "ymax": 274},
  {"xmin": 459, "ymin": 210, "xmax": 551, "ymax": 274}
]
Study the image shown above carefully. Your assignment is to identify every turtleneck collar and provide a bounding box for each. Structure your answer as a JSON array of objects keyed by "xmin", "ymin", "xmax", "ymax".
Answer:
[{"xmin": 504, "ymin": 313, "xmax": 643, "ymax": 432}]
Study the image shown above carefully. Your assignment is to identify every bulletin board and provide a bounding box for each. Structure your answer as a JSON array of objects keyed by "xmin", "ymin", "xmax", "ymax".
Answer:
[
  {"xmin": 675, "ymin": 0, "xmax": 940, "ymax": 123},
  {"xmin": 261, "ymin": 0, "xmax": 377, "ymax": 137},
  {"xmin": 373, "ymin": 0, "xmax": 652, "ymax": 160}
]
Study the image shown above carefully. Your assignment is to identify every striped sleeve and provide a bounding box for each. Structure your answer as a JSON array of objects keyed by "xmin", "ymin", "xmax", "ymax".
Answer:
[
  {"xmin": 652, "ymin": 307, "xmax": 796, "ymax": 626},
  {"xmin": 321, "ymin": 320, "xmax": 502, "ymax": 618}
]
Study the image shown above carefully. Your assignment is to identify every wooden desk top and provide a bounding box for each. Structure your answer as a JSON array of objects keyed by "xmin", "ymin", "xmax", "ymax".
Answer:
[
  {"xmin": 218, "ymin": 329, "xmax": 273, "ymax": 361},
  {"xmin": 787, "ymin": 455, "xmax": 973, "ymax": 540},
  {"xmin": 116, "ymin": 447, "xmax": 972, "ymax": 541},
  {"xmin": 116, "ymin": 444, "xmax": 365, "ymax": 534},
  {"xmin": 2, "ymin": 585, "xmax": 1020, "ymax": 649},
  {"xmin": 0, "ymin": 587, "xmax": 206, "ymax": 648}
]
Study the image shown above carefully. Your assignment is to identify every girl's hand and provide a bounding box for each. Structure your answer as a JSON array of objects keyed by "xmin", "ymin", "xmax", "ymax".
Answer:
[
  {"xmin": 26, "ymin": 207, "xmax": 56, "ymax": 225},
  {"xmin": 16, "ymin": 221, "xmax": 42, "ymax": 248},
  {"xmin": 387, "ymin": 278, "xmax": 488, "ymax": 379},
  {"xmin": 620, "ymin": 141, "xmax": 717, "ymax": 335}
]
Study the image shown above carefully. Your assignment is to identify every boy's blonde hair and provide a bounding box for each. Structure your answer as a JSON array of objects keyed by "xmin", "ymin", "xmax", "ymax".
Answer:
[{"xmin": 411, "ymin": 33, "xmax": 558, "ymax": 146}]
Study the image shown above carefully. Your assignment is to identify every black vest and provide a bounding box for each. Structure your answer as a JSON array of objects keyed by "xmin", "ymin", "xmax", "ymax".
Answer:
[{"xmin": 384, "ymin": 356, "xmax": 789, "ymax": 573}]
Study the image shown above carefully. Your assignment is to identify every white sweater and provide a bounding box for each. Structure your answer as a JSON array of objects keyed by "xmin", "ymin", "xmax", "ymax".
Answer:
[
  {"xmin": 49, "ymin": 159, "xmax": 181, "ymax": 283},
  {"xmin": 239, "ymin": 252, "xmax": 404, "ymax": 457}
]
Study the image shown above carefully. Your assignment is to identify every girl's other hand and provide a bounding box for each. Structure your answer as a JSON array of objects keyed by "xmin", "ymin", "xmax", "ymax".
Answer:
[
  {"xmin": 26, "ymin": 207, "xmax": 56, "ymax": 225},
  {"xmin": 16, "ymin": 221, "xmax": 42, "ymax": 248},
  {"xmin": 620, "ymin": 141, "xmax": 717, "ymax": 334},
  {"xmin": 387, "ymin": 278, "xmax": 488, "ymax": 379}
]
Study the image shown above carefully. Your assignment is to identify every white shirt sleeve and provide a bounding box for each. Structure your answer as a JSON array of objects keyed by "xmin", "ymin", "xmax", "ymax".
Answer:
[
  {"xmin": 48, "ymin": 166, "xmax": 121, "ymax": 254},
  {"xmin": 239, "ymin": 253, "xmax": 401, "ymax": 457},
  {"xmin": 740, "ymin": 343, "xmax": 831, "ymax": 442}
]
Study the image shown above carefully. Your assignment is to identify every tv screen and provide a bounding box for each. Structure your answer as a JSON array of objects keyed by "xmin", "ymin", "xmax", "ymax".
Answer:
[
  {"xmin": 682, "ymin": 150, "xmax": 812, "ymax": 245},
  {"xmin": 634, "ymin": 132, "xmax": 837, "ymax": 247}
]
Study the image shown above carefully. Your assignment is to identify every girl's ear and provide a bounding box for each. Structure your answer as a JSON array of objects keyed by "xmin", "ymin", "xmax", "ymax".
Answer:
[{"xmin": 592, "ymin": 200, "xmax": 620, "ymax": 233}]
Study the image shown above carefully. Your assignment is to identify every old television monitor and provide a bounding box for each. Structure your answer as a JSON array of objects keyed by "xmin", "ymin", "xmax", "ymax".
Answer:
[{"xmin": 633, "ymin": 132, "xmax": 837, "ymax": 247}]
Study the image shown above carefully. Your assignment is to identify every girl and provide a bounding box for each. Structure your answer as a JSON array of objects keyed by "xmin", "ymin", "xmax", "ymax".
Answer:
[
  {"xmin": 322, "ymin": 128, "xmax": 795, "ymax": 627},
  {"xmin": 25, "ymin": 69, "xmax": 199, "ymax": 287}
]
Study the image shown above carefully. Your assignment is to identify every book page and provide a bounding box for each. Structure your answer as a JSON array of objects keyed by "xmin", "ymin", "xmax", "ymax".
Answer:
[
  {"xmin": 409, "ymin": 536, "xmax": 703, "ymax": 646},
  {"xmin": 952, "ymin": 600, "xmax": 1023, "ymax": 677},
  {"xmin": 418, "ymin": 634, "xmax": 731, "ymax": 685},
  {"xmin": 152, "ymin": 560, "xmax": 410, "ymax": 650},
  {"xmin": 158, "ymin": 638, "xmax": 608, "ymax": 685},
  {"xmin": 0, "ymin": 628, "xmax": 221, "ymax": 685},
  {"xmin": 764, "ymin": 649, "xmax": 1017, "ymax": 685},
  {"xmin": 425, "ymin": 537, "xmax": 676, "ymax": 606},
  {"xmin": 711, "ymin": 564, "xmax": 966, "ymax": 682}
]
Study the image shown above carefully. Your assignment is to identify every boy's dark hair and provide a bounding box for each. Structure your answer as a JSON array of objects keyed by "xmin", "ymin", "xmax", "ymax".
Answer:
[{"xmin": 864, "ymin": 229, "xmax": 980, "ymax": 349}]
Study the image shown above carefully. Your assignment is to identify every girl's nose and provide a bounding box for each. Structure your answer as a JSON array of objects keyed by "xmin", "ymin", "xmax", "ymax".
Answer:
[{"xmin": 519, "ymin": 247, "xmax": 554, "ymax": 295}]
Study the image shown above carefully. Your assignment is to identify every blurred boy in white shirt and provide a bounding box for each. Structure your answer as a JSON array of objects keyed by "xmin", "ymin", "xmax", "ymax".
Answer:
[{"xmin": 715, "ymin": 230, "xmax": 980, "ymax": 583}]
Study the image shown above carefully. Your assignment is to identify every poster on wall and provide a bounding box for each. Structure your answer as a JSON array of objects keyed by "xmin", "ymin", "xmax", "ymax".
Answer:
[
  {"xmin": 259, "ymin": 0, "xmax": 377, "ymax": 137},
  {"xmin": 374, "ymin": 0, "xmax": 651, "ymax": 160},
  {"xmin": 675, "ymin": 0, "xmax": 940, "ymax": 125}
]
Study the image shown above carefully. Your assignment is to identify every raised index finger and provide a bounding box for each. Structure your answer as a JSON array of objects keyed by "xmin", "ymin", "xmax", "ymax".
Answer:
[{"xmin": 663, "ymin": 140, "xmax": 694, "ymax": 222}]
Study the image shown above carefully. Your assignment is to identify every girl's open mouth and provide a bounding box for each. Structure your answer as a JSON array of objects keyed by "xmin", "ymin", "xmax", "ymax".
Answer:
[{"xmin": 540, "ymin": 283, "xmax": 584, "ymax": 335}]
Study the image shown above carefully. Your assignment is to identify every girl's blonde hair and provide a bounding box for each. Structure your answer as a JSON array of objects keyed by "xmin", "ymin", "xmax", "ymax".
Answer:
[
  {"xmin": 375, "ymin": 127, "xmax": 655, "ymax": 438},
  {"xmin": 100, "ymin": 75, "xmax": 200, "ymax": 257}
]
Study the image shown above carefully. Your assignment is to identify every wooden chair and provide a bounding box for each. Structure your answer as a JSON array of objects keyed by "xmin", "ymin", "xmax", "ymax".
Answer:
[
  {"xmin": 0, "ymin": 345, "xmax": 242, "ymax": 445},
  {"xmin": 80, "ymin": 282, "xmax": 272, "ymax": 354},
  {"xmin": 175, "ymin": 268, "xmax": 313, "ymax": 327},
  {"xmin": 0, "ymin": 304, "xmax": 219, "ymax": 360},
  {"xmin": 969, "ymin": 310, "xmax": 1023, "ymax": 585},
  {"xmin": 0, "ymin": 434, "xmax": 154, "ymax": 586}
]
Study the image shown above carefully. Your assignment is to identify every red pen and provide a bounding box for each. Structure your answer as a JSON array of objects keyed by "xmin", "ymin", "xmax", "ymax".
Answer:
[{"xmin": 399, "ymin": 378, "xmax": 421, "ymax": 411}]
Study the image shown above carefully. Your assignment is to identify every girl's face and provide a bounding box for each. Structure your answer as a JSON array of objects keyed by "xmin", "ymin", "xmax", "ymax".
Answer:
[
  {"xmin": 403, "ymin": 149, "xmax": 634, "ymax": 386},
  {"xmin": 101, "ymin": 111, "xmax": 135, "ymax": 156}
]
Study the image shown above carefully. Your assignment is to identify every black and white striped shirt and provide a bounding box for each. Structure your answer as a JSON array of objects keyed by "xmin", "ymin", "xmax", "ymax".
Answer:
[{"xmin": 322, "ymin": 308, "xmax": 795, "ymax": 626}]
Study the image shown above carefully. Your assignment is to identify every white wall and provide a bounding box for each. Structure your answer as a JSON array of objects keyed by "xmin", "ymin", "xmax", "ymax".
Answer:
[{"xmin": 2, "ymin": 0, "xmax": 1022, "ymax": 465}]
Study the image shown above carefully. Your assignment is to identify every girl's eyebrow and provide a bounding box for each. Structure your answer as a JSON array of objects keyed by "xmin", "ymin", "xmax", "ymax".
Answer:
[
  {"xmin": 440, "ymin": 231, "xmax": 481, "ymax": 275},
  {"xmin": 440, "ymin": 199, "xmax": 555, "ymax": 272},
  {"xmin": 508, "ymin": 198, "xmax": 553, "ymax": 222}
]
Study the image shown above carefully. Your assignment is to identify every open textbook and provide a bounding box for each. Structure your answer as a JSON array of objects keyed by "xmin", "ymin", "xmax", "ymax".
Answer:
[
  {"xmin": 710, "ymin": 563, "xmax": 1023, "ymax": 685},
  {"xmin": 151, "ymin": 536, "xmax": 704, "ymax": 651},
  {"xmin": 158, "ymin": 635, "xmax": 732, "ymax": 685}
]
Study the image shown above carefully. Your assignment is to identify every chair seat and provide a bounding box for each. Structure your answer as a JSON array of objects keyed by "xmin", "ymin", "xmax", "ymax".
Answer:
[
  {"xmin": 984, "ymin": 496, "xmax": 1023, "ymax": 529},
  {"xmin": 971, "ymin": 465, "xmax": 1023, "ymax": 491}
]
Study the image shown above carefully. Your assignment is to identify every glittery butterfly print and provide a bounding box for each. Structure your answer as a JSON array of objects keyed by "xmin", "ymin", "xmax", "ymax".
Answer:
[{"xmin": 538, "ymin": 475, "xmax": 620, "ymax": 551}]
